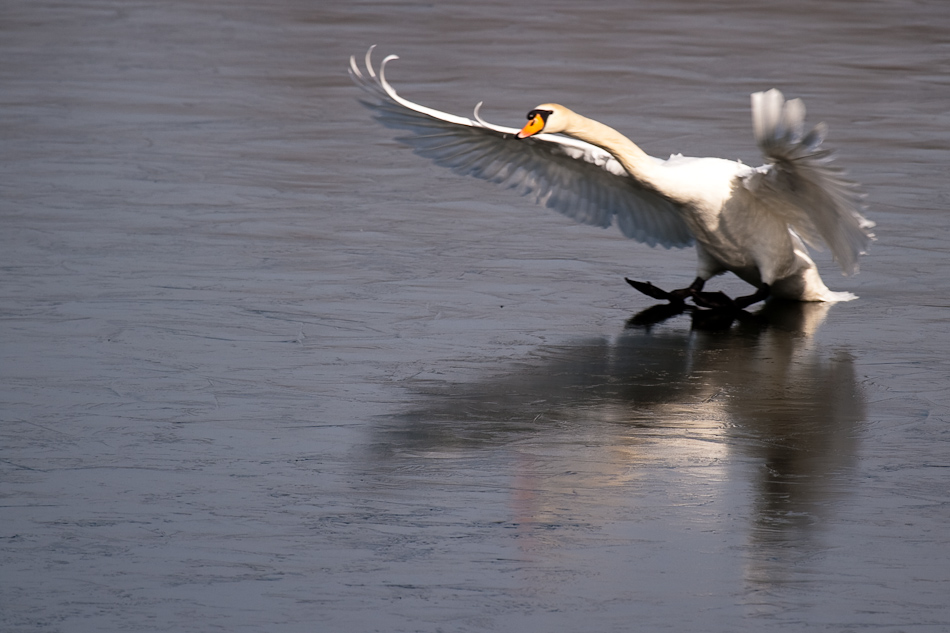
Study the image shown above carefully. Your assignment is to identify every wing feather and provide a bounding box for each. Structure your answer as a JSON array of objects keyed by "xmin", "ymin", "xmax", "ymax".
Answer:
[
  {"xmin": 349, "ymin": 48, "xmax": 694, "ymax": 249},
  {"xmin": 745, "ymin": 89, "xmax": 874, "ymax": 274}
]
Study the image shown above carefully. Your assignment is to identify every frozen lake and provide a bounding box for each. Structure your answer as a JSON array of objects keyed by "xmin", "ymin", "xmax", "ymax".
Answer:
[{"xmin": 2, "ymin": 1, "xmax": 949, "ymax": 631}]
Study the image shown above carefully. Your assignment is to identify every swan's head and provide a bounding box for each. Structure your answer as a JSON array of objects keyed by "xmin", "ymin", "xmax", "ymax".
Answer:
[{"xmin": 517, "ymin": 103, "xmax": 570, "ymax": 138}]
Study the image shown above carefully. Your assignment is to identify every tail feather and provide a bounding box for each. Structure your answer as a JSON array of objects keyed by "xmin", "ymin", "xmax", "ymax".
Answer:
[{"xmin": 747, "ymin": 89, "xmax": 873, "ymax": 275}]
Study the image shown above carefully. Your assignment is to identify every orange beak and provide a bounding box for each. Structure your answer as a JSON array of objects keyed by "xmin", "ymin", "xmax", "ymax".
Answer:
[{"xmin": 517, "ymin": 113, "xmax": 546, "ymax": 139}]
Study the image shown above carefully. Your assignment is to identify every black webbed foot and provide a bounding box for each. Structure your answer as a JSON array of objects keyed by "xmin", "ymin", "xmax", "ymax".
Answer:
[
  {"xmin": 627, "ymin": 277, "xmax": 770, "ymax": 312},
  {"xmin": 625, "ymin": 277, "xmax": 706, "ymax": 304},
  {"xmin": 692, "ymin": 291, "xmax": 737, "ymax": 310},
  {"xmin": 625, "ymin": 278, "xmax": 680, "ymax": 302},
  {"xmin": 693, "ymin": 284, "xmax": 771, "ymax": 311}
]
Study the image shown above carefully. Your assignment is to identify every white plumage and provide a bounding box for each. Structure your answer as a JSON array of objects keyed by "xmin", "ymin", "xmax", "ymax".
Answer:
[{"xmin": 349, "ymin": 47, "xmax": 873, "ymax": 307}]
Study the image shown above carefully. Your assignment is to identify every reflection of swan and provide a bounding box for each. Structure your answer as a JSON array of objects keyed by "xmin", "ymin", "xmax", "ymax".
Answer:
[
  {"xmin": 350, "ymin": 48, "xmax": 874, "ymax": 308},
  {"xmin": 392, "ymin": 301, "xmax": 860, "ymax": 435},
  {"xmin": 384, "ymin": 302, "xmax": 864, "ymax": 549}
]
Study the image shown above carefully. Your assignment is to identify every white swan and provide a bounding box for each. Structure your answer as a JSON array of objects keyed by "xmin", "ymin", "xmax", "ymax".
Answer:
[{"xmin": 349, "ymin": 47, "xmax": 874, "ymax": 308}]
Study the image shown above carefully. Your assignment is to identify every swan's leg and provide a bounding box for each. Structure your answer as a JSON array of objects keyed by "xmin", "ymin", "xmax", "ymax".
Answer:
[
  {"xmin": 694, "ymin": 284, "xmax": 771, "ymax": 310},
  {"xmin": 735, "ymin": 284, "xmax": 771, "ymax": 309},
  {"xmin": 671, "ymin": 277, "xmax": 706, "ymax": 301},
  {"xmin": 625, "ymin": 277, "xmax": 705, "ymax": 303}
]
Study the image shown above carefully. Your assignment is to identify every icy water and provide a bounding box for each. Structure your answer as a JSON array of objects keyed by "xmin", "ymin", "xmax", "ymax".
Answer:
[{"xmin": 2, "ymin": 1, "xmax": 949, "ymax": 631}]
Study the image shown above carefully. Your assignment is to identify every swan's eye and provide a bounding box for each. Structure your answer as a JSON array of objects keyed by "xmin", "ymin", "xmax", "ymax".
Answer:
[
  {"xmin": 527, "ymin": 109, "xmax": 553, "ymax": 122},
  {"xmin": 528, "ymin": 109, "xmax": 553, "ymax": 121}
]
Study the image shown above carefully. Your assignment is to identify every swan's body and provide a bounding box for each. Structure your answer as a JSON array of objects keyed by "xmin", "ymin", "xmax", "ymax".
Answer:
[{"xmin": 349, "ymin": 48, "xmax": 873, "ymax": 306}]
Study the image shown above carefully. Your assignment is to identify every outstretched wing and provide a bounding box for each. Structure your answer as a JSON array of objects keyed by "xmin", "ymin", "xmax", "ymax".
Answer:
[
  {"xmin": 744, "ymin": 89, "xmax": 874, "ymax": 274},
  {"xmin": 349, "ymin": 47, "xmax": 694, "ymax": 249}
]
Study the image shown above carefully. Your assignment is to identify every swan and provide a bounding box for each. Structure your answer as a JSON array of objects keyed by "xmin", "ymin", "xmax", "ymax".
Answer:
[{"xmin": 349, "ymin": 47, "xmax": 873, "ymax": 308}]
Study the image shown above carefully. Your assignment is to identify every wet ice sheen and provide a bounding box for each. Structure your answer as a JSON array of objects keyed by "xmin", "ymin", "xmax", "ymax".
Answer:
[{"xmin": 2, "ymin": 1, "xmax": 949, "ymax": 632}]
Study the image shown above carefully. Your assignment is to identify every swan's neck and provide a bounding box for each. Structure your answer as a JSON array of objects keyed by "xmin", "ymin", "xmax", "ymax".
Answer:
[{"xmin": 564, "ymin": 113, "xmax": 659, "ymax": 185}]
